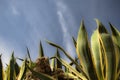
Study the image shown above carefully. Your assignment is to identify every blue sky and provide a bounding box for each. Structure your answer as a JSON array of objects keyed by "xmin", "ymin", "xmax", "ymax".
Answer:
[{"xmin": 0, "ymin": 0, "xmax": 120, "ymax": 65}]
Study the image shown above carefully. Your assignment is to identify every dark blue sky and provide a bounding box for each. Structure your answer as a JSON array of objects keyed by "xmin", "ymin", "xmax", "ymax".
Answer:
[{"xmin": 0, "ymin": 0, "xmax": 120, "ymax": 65}]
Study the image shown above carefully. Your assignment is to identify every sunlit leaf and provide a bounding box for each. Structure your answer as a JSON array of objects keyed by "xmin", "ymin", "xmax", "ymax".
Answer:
[
  {"xmin": 76, "ymin": 20, "xmax": 98, "ymax": 80},
  {"xmin": 17, "ymin": 59, "xmax": 27, "ymax": 80},
  {"xmin": 52, "ymin": 56, "xmax": 87, "ymax": 80},
  {"xmin": 47, "ymin": 40, "xmax": 87, "ymax": 78},
  {"xmin": 91, "ymin": 30, "xmax": 104, "ymax": 80},
  {"xmin": 98, "ymin": 21, "xmax": 117, "ymax": 80}
]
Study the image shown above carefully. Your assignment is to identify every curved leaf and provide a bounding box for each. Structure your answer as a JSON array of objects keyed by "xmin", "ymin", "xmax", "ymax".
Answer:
[
  {"xmin": 47, "ymin": 40, "xmax": 87, "ymax": 78},
  {"xmin": 53, "ymin": 57, "xmax": 87, "ymax": 80},
  {"xmin": 91, "ymin": 30, "xmax": 104, "ymax": 80},
  {"xmin": 17, "ymin": 59, "xmax": 27, "ymax": 80},
  {"xmin": 98, "ymin": 21, "xmax": 117, "ymax": 80},
  {"xmin": 76, "ymin": 20, "xmax": 98, "ymax": 80}
]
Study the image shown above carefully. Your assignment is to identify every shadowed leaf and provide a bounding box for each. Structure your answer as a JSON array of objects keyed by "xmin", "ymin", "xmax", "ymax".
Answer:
[
  {"xmin": 26, "ymin": 64, "xmax": 55, "ymax": 80},
  {"xmin": 14, "ymin": 60, "xmax": 20, "ymax": 76},
  {"xmin": 9, "ymin": 52, "xmax": 16, "ymax": 80},
  {"xmin": 55, "ymin": 49, "xmax": 62, "ymax": 69},
  {"xmin": 46, "ymin": 40, "xmax": 87, "ymax": 78},
  {"xmin": 39, "ymin": 41, "xmax": 44, "ymax": 58},
  {"xmin": 52, "ymin": 56, "xmax": 87, "ymax": 80},
  {"xmin": 72, "ymin": 37, "xmax": 77, "ymax": 48},
  {"xmin": 98, "ymin": 21, "xmax": 117, "ymax": 80},
  {"xmin": 0, "ymin": 54, "xmax": 3, "ymax": 80}
]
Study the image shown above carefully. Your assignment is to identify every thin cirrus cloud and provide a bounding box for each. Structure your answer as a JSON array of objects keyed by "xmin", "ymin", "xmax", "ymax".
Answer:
[
  {"xmin": 11, "ymin": 5, "xmax": 20, "ymax": 16},
  {"xmin": 0, "ymin": 0, "xmax": 66, "ymax": 64},
  {"xmin": 0, "ymin": 0, "xmax": 79, "ymax": 65},
  {"xmin": 1, "ymin": 0, "xmax": 120, "ymax": 66},
  {"xmin": 56, "ymin": 0, "xmax": 76, "ymax": 57}
]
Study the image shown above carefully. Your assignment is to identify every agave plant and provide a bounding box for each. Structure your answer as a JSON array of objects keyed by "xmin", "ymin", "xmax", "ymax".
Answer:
[
  {"xmin": 47, "ymin": 19, "xmax": 120, "ymax": 80},
  {"xmin": 0, "ymin": 19, "xmax": 119, "ymax": 80}
]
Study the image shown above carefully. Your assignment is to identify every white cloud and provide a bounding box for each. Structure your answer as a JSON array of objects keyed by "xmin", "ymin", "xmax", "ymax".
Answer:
[
  {"xmin": 11, "ymin": 5, "xmax": 20, "ymax": 16},
  {"xmin": 56, "ymin": 1, "xmax": 76, "ymax": 57}
]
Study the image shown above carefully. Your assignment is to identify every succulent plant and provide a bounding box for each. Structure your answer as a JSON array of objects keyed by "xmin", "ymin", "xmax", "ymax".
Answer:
[
  {"xmin": 47, "ymin": 19, "xmax": 120, "ymax": 80},
  {"xmin": 0, "ymin": 19, "xmax": 119, "ymax": 80}
]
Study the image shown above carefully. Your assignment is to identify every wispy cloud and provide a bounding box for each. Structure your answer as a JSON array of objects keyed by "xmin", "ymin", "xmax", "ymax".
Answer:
[
  {"xmin": 11, "ymin": 6, "xmax": 20, "ymax": 16},
  {"xmin": 0, "ymin": 0, "xmax": 77, "ymax": 65},
  {"xmin": 56, "ymin": 1, "xmax": 76, "ymax": 57}
]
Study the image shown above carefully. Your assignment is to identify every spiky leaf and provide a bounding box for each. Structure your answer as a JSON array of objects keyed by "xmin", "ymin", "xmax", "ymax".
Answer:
[
  {"xmin": 9, "ymin": 52, "xmax": 16, "ymax": 80},
  {"xmin": 47, "ymin": 40, "xmax": 86, "ymax": 77},
  {"xmin": 72, "ymin": 36, "xmax": 77, "ymax": 48},
  {"xmin": 76, "ymin": 20, "xmax": 98, "ymax": 80},
  {"xmin": 98, "ymin": 21, "xmax": 117, "ymax": 80},
  {"xmin": 17, "ymin": 59, "xmax": 27, "ymax": 80},
  {"xmin": 0, "ymin": 55, "xmax": 3, "ymax": 80},
  {"xmin": 55, "ymin": 49, "xmax": 62, "ymax": 69},
  {"xmin": 91, "ymin": 30, "xmax": 104, "ymax": 80},
  {"xmin": 39, "ymin": 41, "xmax": 44, "ymax": 58},
  {"xmin": 53, "ymin": 56, "xmax": 87, "ymax": 80}
]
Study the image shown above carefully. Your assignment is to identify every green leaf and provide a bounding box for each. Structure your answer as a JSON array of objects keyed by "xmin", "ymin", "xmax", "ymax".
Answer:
[
  {"xmin": 4, "ymin": 64, "xmax": 9, "ymax": 80},
  {"xmin": 26, "ymin": 47, "xmax": 32, "ymax": 67},
  {"xmin": 109, "ymin": 23, "xmax": 120, "ymax": 47},
  {"xmin": 95, "ymin": 19, "xmax": 108, "ymax": 33},
  {"xmin": 91, "ymin": 30, "xmax": 104, "ymax": 80},
  {"xmin": 26, "ymin": 47, "xmax": 31, "ymax": 62},
  {"xmin": 17, "ymin": 59, "xmax": 27, "ymax": 80},
  {"xmin": 117, "ymin": 70, "xmax": 120, "ymax": 80},
  {"xmin": 26, "ymin": 64, "xmax": 55, "ymax": 80},
  {"xmin": 98, "ymin": 22, "xmax": 117, "ymax": 80},
  {"xmin": 97, "ymin": 21, "xmax": 117, "ymax": 80},
  {"xmin": 76, "ymin": 20, "xmax": 98, "ymax": 80},
  {"xmin": 9, "ymin": 52, "xmax": 16, "ymax": 80},
  {"xmin": 14, "ymin": 60, "xmax": 20, "ymax": 76},
  {"xmin": 50, "ymin": 57, "xmax": 55, "ymax": 71},
  {"xmin": 55, "ymin": 49, "xmax": 62, "ymax": 69},
  {"xmin": 39, "ymin": 41, "xmax": 44, "ymax": 58},
  {"xmin": 53, "ymin": 56, "xmax": 87, "ymax": 80},
  {"xmin": 47, "ymin": 40, "xmax": 87, "ymax": 78},
  {"xmin": 64, "ymin": 72, "xmax": 78, "ymax": 79},
  {"xmin": 72, "ymin": 36, "xmax": 77, "ymax": 48},
  {"xmin": 0, "ymin": 54, "xmax": 3, "ymax": 80},
  {"xmin": 47, "ymin": 41, "xmax": 77, "ymax": 66},
  {"xmin": 109, "ymin": 23, "xmax": 120, "ymax": 74}
]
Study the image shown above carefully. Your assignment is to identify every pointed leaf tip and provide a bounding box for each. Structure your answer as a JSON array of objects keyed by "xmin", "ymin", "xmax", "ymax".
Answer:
[
  {"xmin": 95, "ymin": 19, "xmax": 108, "ymax": 34},
  {"xmin": 26, "ymin": 47, "xmax": 31, "ymax": 58},
  {"xmin": 55, "ymin": 49, "xmax": 62, "ymax": 68},
  {"xmin": 80, "ymin": 20, "xmax": 85, "ymax": 30},
  {"xmin": 0, "ymin": 54, "xmax": 2, "ymax": 58},
  {"xmin": 72, "ymin": 37, "xmax": 77, "ymax": 48},
  {"xmin": 39, "ymin": 41, "xmax": 44, "ymax": 57},
  {"xmin": 109, "ymin": 23, "xmax": 120, "ymax": 36}
]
